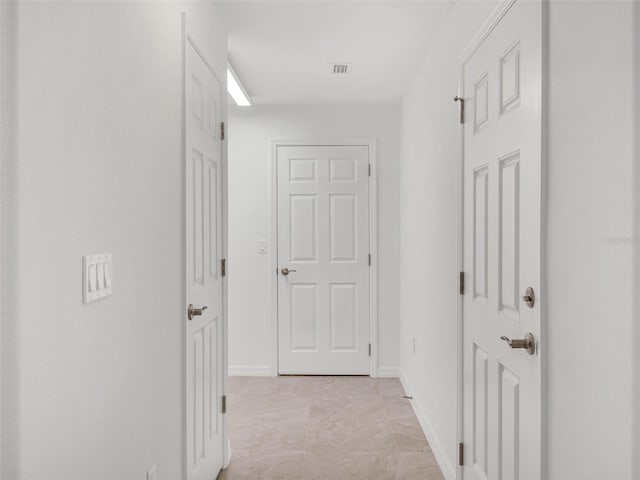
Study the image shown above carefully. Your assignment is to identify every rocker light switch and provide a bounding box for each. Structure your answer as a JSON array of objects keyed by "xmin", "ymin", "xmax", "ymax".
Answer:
[
  {"xmin": 104, "ymin": 261, "xmax": 112, "ymax": 288},
  {"xmin": 83, "ymin": 253, "xmax": 112, "ymax": 303},
  {"xmin": 88, "ymin": 264, "xmax": 97, "ymax": 292},
  {"xmin": 96, "ymin": 262, "xmax": 104, "ymax": 289}
]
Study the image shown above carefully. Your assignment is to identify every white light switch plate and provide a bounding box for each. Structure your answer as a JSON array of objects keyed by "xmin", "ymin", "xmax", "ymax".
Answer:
[
  {"xmin": 258, "ymin": 239, "xmax": 267, "ymax": 254},
  {"xmin": 83, "ymin": 253, "xmax": 112, "ymax": 303}
]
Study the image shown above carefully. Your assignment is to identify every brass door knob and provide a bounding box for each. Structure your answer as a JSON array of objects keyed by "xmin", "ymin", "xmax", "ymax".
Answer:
[
  {"xmin": 281, "ymin": 268, "xmax": 297, "ymax": 276},
  {"xmin": 187, "ymin": 304, "xmax": 208, "ymax": 320},
  {"xmin": 500, "ymin": 333, "xmax": 535, "ymax": 355}
]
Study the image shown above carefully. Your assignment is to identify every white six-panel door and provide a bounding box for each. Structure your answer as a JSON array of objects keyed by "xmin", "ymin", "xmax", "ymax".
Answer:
[
  {"xmin": 277, "ymin": 145, "xmax": 370, "ymax": 375},
  {"xmin": 462, "ymin": 1, "xmax": 542, "ymax": 479},
  {"xmin": 185, "ymin": 41, "xmax": 224, "ymax": 480}
]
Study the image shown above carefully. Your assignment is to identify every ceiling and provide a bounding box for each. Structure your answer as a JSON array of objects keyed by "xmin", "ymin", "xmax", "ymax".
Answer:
[{"xmin": 214, "ymin": 1, "xmax": 456, "ymax": 104}]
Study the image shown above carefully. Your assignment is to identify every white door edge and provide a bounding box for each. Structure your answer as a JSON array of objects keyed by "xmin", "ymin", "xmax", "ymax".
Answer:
[
  {"xmin": 181, "ymin": 13, "xmax": 228, "ymax": 480},
  {"xmin": 269, "ymin": 138, "xmax": 379, "ymax": 377},
  {"xmin": 455, "ymin": 1, "xmax": 546, "ymax": 479}
]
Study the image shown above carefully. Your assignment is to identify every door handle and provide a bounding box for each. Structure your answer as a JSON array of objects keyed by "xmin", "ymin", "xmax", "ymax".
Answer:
[
  {"xmin": 500, "ymin": 333, "xmax": 535, "ymax": 355},
  {"xmin": 187, "ymin": 304, "xmax": 208, "ymax": 321},
  {"xmin": 281, "ymin": 268, "xmax": 297, "ymax": 276}
]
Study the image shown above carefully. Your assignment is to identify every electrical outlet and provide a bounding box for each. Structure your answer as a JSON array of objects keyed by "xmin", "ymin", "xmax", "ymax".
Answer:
[{"xmin": 147, "ymin": 464, "xmax": 156, "ymax": 480}]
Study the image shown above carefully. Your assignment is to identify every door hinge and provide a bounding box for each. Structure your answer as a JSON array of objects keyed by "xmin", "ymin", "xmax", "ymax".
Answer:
[
  {"xmin": 368, "ymin": 164, "xmax": 371, "ymax": 177},
  {"xmin": 459, "ymin": 271, "xmax": 464, "ymax": 295},
  {"xmin": 222, "ymin": 395, "xmax": 227, "ymax": 414},
  {"xmin": 221, "ymin": 258, "xmax": 227, "ymax": 277},
  {"xmin": 368, "ymin": 253, "xmax": 371, "ymax": 267},
  {"xmin": 454, "ymin": 96, "xmax": 465, "ymax": 124},
  {"xmin": 368, "ymin": 343, "xmax": 372, "ymax": 357},
  {"xmin": 220, "ymin": 121, "xmax": 225, "ymax": 141},
  {"xmin": 459, "ymin": 442, "xmax": 464, "ymax": 466}
]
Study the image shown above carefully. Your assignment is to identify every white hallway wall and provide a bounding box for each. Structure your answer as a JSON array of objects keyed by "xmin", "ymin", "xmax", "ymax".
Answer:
[
  {"xmin": 400, "ymin": 1, "xmax": 636, "ymax": 479},
  {"xmin": 546, "ymin": 2, "xmax": 633, "ymax": 479},
  {"xmin": 227, "ymin": 104, "xmax": 400, "ymax": 375},
  {"xmin": 1, "ymin": 2, "xmax": 226, "ymax": 479},
  {"xmin": 399, "ymin": 2, "xmax": 498, "ymax": 477}
]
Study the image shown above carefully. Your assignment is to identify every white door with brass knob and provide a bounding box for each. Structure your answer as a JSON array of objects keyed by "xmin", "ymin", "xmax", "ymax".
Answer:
[
  {"xmin": 461, "ymin": 1, "xmax": 542, "ymax": 479},
  {"xmin": 184, "ymin": 39, "xmax": 224, "ymax": 480},
  {"xmin": 277, "ymin": 145, "xmax": 370, "ymax": 374}
]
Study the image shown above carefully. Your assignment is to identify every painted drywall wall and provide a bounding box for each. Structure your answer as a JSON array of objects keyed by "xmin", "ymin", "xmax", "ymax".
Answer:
[
  {"xmin": 227, "ymin": 104, "xmax": 400, "ymax": 375},
  {"xmin": 546, "ymin": 2, "xmax": 634, "ymax": 479},
  {"xmin": 400, "ymin": 1, "xmax": 636, "ymax": 479},
  {"xmin": 1, "ymin": 2, "xmax": 226, "ymax": 479},
  {"xmin": 398, "ymin": 1, "xmax": 497, "ymax": 476}
]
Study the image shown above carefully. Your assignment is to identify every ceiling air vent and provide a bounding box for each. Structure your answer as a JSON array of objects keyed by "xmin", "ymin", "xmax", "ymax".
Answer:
[{"xmin": 332, "ymin": 64, "xmax": 350, "ymax": 74}]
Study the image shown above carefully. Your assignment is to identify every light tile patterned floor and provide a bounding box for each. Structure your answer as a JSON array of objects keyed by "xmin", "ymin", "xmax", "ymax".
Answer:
[{"xmin": 218, "ymin": 376, "xmax": 445, "ymax": 480}]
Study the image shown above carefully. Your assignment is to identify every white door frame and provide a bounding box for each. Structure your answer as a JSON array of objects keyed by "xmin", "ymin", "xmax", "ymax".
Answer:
[
  {"xmin": 456, "ymin": 1, "xmax": 547, "ymax": 478},
  {"xmin": 181, "ymin": 14, "xmax": 230, "ymax": 477},
  {"xmin": 270, "ymin": 138, "xmax": 379, "ymax": 377}
]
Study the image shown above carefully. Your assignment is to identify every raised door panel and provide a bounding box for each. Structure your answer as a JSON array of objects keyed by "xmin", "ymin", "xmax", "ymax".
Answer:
[
  {"xmin": 329, "ymin": 283, "xmax": 357, "ymax": 351},
  {"xmin": 474, "ymin": 73, "xmax": 489, "ymax": 133},
  {"xmin": 499, "ymin": 41, "xmax": 521, "ymax": 116},
  {"xmin": 192, "ymin": 326, "xmax": 205, "ymax": 468},
  {"xmin": 192, "ymin": 150, "xmax": 205, "ymax": 285},
  {"xmin": 499, "ymin": 364, "xmax": 520, "ymax": 480},
  {"xmin": 290, "ymin": 284, "xmax": 318, "ymax": 351},
  {"xmin": 192, "ymin": 75, "xmax": 203, "ymax": 128},
  {"xmin": 207, "ymin": 158, "xmax": 219, "ymax": 280},
  {"xmin": 330, "ymin": 194, "xmax": 357, "ymax": 262},
  {"xmin": 499, "ymin": 152, "xmax": 520, "ymax": 319},
  {"xmin": 290, "ymin": 158, "xmax": 317, "ymax": 183},
  {"xmin": 209, "ymin": 318, "xmax": 219, "ymax": 438},
  {"xmin": 289, "ymin": 195, "xmax": 317, "ymax": 262},
  {"xmin": 473, "ymin": 344, "xmax": 489, "ymax": 480},
  {"xmin": 474, "ymin": 166, "xmax": 489, "ymax": 302},
  {"xmin": 190, "ymin": 319, "xmax": 218, "ymax": 473},
  {"xmin": 207, "ymin": 94, "xmax": 218, "ymax": 139},
  {"xmin": 329, "ymin": 157, "xmax": 357, "ymax": 182}
]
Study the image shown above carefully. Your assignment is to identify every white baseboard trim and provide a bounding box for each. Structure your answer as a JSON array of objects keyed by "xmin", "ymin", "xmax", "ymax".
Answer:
[
  {"xmin": 398, "ymin": 369, "xmax": 457, "ymax": 480},
  {"xmin": 376, "ymin": 366, "xmax": 400, "ymax": 378},
  {"xmin": 223, "ymin": 438, "xmax": 232, "ymax": 469},
  {"xmin": 228, "ymin": 365, "xmax": 274, "ymax": 377}
]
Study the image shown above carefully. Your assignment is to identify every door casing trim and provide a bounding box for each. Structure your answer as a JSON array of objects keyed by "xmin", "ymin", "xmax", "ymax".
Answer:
[
  {"xmin": 456, "ymin": 0, "xmax": 547, "ymax": 478},
  {"xmin": 270, "ymin": 138, "xmax": 379, "ymax": 377}
]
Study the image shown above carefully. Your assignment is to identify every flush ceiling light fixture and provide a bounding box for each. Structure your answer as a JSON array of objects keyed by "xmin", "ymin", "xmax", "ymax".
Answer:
[{"xmin": 227, "ymin": 62, "xmax": 252, "ymax": 107}]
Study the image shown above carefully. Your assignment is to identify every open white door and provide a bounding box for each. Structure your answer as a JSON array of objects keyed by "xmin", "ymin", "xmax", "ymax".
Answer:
[
  {"xmin": 277, "ymin": 145, "xmax": 370, "ymax": 375},
  {"xmin": 461, "ymin": 1, "xmax": 542, "ymax": 479},
  {"xmin": 185, "ymin": 39, "xmax": 224, "ymax": 480}
]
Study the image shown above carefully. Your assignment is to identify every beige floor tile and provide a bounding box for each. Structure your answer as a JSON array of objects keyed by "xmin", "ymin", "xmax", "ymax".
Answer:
[
  {"xmin": 382, "ymin": 396, "xmax": 417, "ymax": 422},
  {"xmin": 390, "ymin": 421, "xmax": 432, "ymax": 452},
  {"xmin": 229, "ymin": 415, "xmax": 308, "ymax": 454},
  {"xmin": 395, "ymin": 452, "xmax": 442, "ymax": 479},
  {"xmin": 217, "ymin": 451, "xmax": 304, "ymax": 480},
  {"xmin": 377, "ymin": 378, "xmax": 406, "ymax": 397},
  {"xmin": 221, "ymin": 376, "xmax": 445, "ymax": 480},
  {"xmin": 306, "ymin": 414, "xmax": 397, "ymax": 454},
  {"xmin": 301, "ymin": 451, "xmax": 398, "ymax": 480}
]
